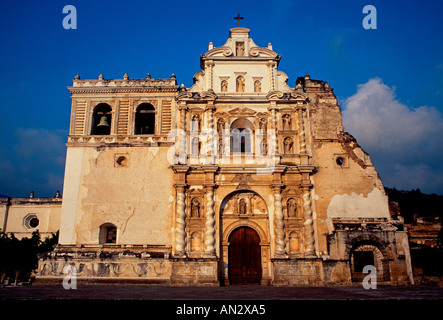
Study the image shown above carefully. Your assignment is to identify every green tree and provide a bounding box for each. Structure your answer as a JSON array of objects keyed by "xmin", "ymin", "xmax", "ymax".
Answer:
[{"xmin": 0, "ymin": 230, "xmax": 58, "ymax": 285}]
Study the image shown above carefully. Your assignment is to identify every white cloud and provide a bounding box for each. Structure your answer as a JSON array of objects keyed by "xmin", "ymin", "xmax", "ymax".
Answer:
[{"xmin": 342, "ymin": 78, "xmax": 443, "ymax": 193}]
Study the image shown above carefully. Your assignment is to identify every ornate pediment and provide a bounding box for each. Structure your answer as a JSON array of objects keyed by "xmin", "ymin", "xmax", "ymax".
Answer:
[
  {"xmin": 231, "ymin": 174, "xmax": 255, "ymax": 189},
  {"xmin": 267, "ymin": 90, "xmax": 308, "ymax": 102},
  {"xmin": 201, "ymin": 27, "xmax": 280, "ymax": 63},
  {"xmin": 176, "ymin": 90, "xmax": 218, "ymax": 102},
  {"xmin": 228, "ymin": 107, "xmax": 256, "ymax": 116},
  {"xmin": 204, "ymin": 46, "xmax": 233, "ymax": 58},
  {"xmin": 221, "ymin": 190, "xmax": 267, "ymax": 216}
]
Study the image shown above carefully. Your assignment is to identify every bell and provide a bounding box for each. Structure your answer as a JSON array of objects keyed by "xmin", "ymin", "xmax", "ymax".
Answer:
[{"xmin": 97, "ymin": 115, "xmax": 110, "ymax": 127}]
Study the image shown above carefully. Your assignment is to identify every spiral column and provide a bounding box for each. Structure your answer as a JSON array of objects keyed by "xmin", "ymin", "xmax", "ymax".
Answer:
[
  {"xmin": 298, "ymin": 107, "xmax": 307, "ymax": 154},
  {"xmin": 302, "ymin": 187, "xmax": 315, "ymax": 255},
  {"xmin": 175, "ymin": 186, "xmax": 186, "ymax": 256},
  {"xmin": 273, "ymin": 186, "xmax": 286, "ymax": 256},
  {"xmin": 204, "ymin": 186, "xmax": 216, "ymax": 256}
]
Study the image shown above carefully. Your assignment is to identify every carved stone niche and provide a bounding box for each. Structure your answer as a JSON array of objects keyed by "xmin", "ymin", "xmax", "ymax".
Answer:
[
  {"xmin": 282, "ymin": 187, "xmax": 304, "ymax": 256},
  {"xmin": 282, "ymin": 188, "xmax": 302, "ymax": 219},
  {"xmin": 221, "ymin": 191, "xmax": 267, "ymax": 217},
  {"xmin": 185, "ymin": 188, "xmax": 205, "ymax": 256},
  {"xmin": 287, "ymin": 230, "xmax": 303, "ymax": 257}
]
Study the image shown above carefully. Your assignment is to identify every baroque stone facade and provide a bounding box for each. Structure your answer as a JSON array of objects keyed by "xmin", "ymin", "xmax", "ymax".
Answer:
[{"xmin": 37, "ymin": 27, "xmax": 413, "ymax": 286}]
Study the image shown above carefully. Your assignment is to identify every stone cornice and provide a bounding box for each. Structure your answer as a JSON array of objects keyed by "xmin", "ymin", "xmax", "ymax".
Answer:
[
  {"xmin": 69, "ymin": 86, "xmax": 179, "ymax": 94},
  {"xmin": 68, "ymin": 78, "xmax": 179, "ymax": 94}
]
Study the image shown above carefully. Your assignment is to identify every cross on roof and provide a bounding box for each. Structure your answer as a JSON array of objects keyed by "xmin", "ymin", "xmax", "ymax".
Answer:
[{"xmin": 234, "ymin": 14, "xmax": 244, "ymax": 27}]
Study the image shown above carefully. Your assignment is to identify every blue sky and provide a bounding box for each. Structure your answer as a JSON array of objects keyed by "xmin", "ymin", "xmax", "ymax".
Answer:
[{"xmin": 0, "ymin": 0, "xmax": 442, "ymax": 197}]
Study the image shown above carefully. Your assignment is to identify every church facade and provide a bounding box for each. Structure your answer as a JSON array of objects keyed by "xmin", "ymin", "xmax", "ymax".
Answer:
[{"xmin": 38, "ymin": 27, "xmax": 413, "ymax": 285}]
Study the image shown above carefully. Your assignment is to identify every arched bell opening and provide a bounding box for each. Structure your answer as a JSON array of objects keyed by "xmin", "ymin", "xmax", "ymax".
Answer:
[{"xmin": 91, "ymin": 103, "xmax": 112, "ymax": 135}]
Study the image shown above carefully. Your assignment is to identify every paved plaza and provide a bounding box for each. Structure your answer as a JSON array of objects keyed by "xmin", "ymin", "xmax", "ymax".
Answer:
[
  {"xmin": 1, "ymin": 284, "xmax": 441, "ymax": 318},
  {"xmin": 1, "ymin": 283, "xmax": 442, "ymax": 300}
]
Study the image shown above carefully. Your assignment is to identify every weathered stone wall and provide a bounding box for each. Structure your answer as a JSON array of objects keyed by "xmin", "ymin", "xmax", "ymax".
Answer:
[
  {"xmin": 272, "ymin": 259, "xmax": 352, "ymax": 286},
  {"xmin": 59, "ymin": 145, "xmax": 174, "ymax": 245},
  {"xmin": 37, "ymin": 245, "xmax": 172, "ymax": 284}
]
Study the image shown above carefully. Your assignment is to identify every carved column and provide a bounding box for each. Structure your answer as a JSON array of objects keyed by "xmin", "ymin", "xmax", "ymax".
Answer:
[
  {"xmin": 269, "ymin": 102, "xmax": 278, "ymax": 154},
  {"xmin": 298, "ymin": 105, "xmax": 309, "ymax": 165},
  {"xmin": 302, "ymin": 186, "xmax": 315, "ymax": 256},
  {"xmin": 205, "ymin": 61, "xmax": 214, "ymax": 91},
  {"xmin": 205, "ymin": 102, "xmax": 216, "ymax": 164},
  {"xmin": 204, "ymin": 185, "xmax": 216, "ymax": 256},
  {"xmin": 267, "ymin": 101, "xmax": 281, "ymax": 168},
  {"xmin": 273, "ymin": 185, "xmax": 286, "ymax": 256},
  {"xmin": 175, "ymin": 185, "xmax": 187, "ymax": 257},
  {"xmin": 178, "ymin": 103, "xmax": 187, "ymax": 164}
]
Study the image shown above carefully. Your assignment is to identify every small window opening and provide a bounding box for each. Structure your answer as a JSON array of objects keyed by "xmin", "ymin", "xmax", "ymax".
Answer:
[
  {"xmin": 336, "ymin": 157, "xmax": 344, "ymax": 166},
  {"xmin": 135, "ymin": 103, "xmax": 155, "ymax": 134}
]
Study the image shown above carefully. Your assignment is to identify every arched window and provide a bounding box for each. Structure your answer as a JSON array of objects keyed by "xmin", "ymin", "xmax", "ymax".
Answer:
[
  {"xmin": 230, "ymin": 118, "xmax": 254, "ymax": 153},
  {"xmin": 91, "ymin": 103, "xmax": 112, "ymax": 135},
  {"xmin": 99, "ymin": 223, "xmax": 117, "ymax": 244},
  {"xmin": 134, "ymin": 103, "xmax": 155, "ymax": 134}
]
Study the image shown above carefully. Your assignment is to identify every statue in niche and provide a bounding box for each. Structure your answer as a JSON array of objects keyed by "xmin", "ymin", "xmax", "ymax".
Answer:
[
  {"xmin": 221, "ymin": 80, "xmax": 228, "ymax": 92},
  {"xmin": 217, "ymin": 118, "xmax": 225, "ymax": 135},
  {"xmin": 260, "ymin": 139, "xmax": 268, "ymax": 155},
  {"xmin": 287, "ymin": 199, "xmax": 297, "ymax": 217},
  {"xmin": 239, "ymin": 198, "xmax": 247, "ymax": 215},
  {"xmin": 254, "ymin": 80, "xmax": 261, "ymax": 92},
  {"xmin": 236, "ymin": 76, "xmax": 245, "ymax": 92},
  {"xmin": 191, "ymin": 137, "xmax": 201, "ymax": 156},
  {"xmin": 236, "ymin": 42, "xmax": 245, "ymax": 56},
  {"xmin": 283, "ymin": 137, "xmax": 293, "ymax": 154},
  {"xmin": 192, "ymin": 114, "xmax": 201, "ymax": 132},
  {"xmin": 259, "ymin": 118, "xmax": 267, "ymax": 133},
  {"xmin": 191, "ymin": 198, "xmax": 201, "ymax": 217},
  {"xmin": 282, "ymin": 114, "xmax": 291, "ymax": 130}
]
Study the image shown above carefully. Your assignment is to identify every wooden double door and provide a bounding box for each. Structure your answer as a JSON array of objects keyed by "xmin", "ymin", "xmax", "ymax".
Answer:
[{"xmin": 228, "ymin": 227, "xmax": 262, "ymax": 285}]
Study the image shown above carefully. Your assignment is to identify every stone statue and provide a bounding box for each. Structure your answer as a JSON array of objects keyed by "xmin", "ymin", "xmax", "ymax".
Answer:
[
  {"xmin": 236, "ymin": 42, "xmax": 245, "ymax": 56},
  {"xmin": 259, "ymin": 118, "xmax": 267, "ymax": 133},
  {"xmin": 221, "ymin": 80, "xmax": 228, "ymax": 92},
  {"xmin": 236, "ymin": 76, "xmax": 245, "ymax": 92},
  {"xmin": 217, "ymin": 118, "xmax": 225, "ymax": 134},
  {"xmin": 284, "ymin": 137, "xmax": 293, "ymax": 154},
  {"xmin": 239, "ymin": 198, "xmax": 247, "ymax": 215},
  {"xmin": 282, "ymin": 114, "xmax": 291, "ymax": 130},
  {"xmin": 191, "ymin": 198, "xmax": 200, "ymax": 217},
  {"xmin": 192, "ymin": 115, "xmax": 201, "ymax": 132},
  {"xmin": 287, "ymin": 199, "xmax": 297, "ymax": 217},
  {"xmin": 254, "ymin": 80, "xmax": 261, "ymax": 92}
]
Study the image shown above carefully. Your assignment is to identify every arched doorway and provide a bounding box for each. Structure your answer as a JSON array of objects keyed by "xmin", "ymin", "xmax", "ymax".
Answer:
[
  {"xmin": 350, "ymin": 242, "xmax": 389, "ymax": 282},
  {"xmin": 228, "ymin": 227, "xmax": 262, "ymax": 284}
]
